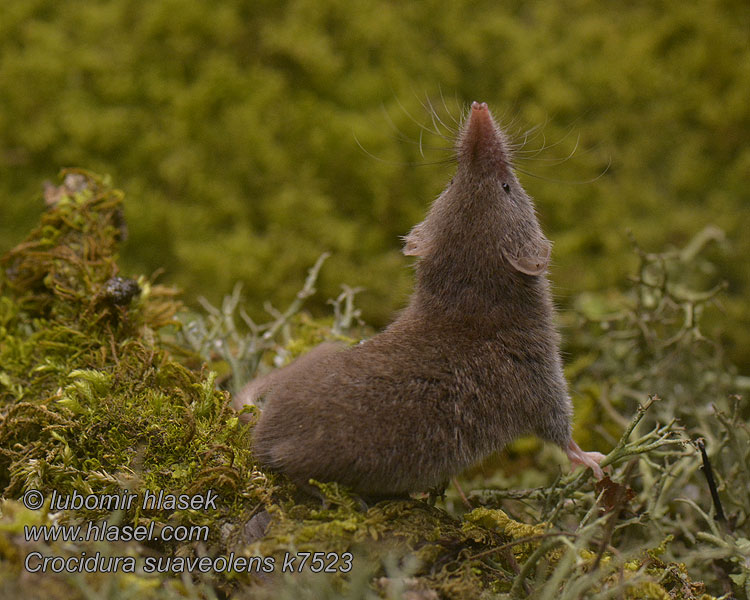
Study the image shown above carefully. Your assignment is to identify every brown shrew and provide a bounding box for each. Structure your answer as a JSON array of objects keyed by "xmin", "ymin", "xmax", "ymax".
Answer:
[{"xmin": 235, "ymin": 101, "xmax": 605, "ymax": 496}]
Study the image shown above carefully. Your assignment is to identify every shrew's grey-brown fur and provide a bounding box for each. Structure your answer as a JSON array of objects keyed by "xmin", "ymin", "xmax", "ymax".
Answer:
[{"xmin": 235, "ymin": 102, "xmax": 604, "ymax": 496}]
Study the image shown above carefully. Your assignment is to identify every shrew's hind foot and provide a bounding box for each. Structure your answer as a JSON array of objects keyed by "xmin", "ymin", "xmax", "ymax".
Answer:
[{"xmin": 567, "ymin": 440, "xmax": 606, "ymax": 480}]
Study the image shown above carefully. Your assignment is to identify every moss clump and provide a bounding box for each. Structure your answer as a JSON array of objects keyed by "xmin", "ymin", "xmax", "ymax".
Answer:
[{"xmin": 0, "ymin": 171, "xmax": 272, "ymax": 598}]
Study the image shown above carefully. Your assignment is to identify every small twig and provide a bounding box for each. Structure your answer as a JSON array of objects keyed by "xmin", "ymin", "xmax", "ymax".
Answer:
[
  {"xmin": 596, "ymin": 386, "xmax": 629, "ymax": 429},
  {"xmin": 469, "ymin": 531, "xmax": 577, "ymax": 562},
  {"xmin": 509, "ymin": 537, "xmax": 568, "ymax": 598},
  {"xmin": 451, "ymin": 478, "xmax": 472, "ymax": 509},
  {"xmin": 605, "ymin": 395, "xmax": 657, "ymax": 461},
  {"xmin": 694, "ymin": 438, "xmax": 726, "ymax": 524},
  {"xmin": 329, "ymin": 284, "xmax": 364, "ymax": 335},
  {"xmin": 263, "ymin": 252, "xmax": 330, "ymax": 341}
]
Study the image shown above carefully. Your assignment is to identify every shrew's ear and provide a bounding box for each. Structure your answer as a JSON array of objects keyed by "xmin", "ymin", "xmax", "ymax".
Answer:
[
  {"xmin": 501, "ymin": 234, "xmax": 552, "ymax": 276},
  {"xmin": 402, "ymin": 220, "xmax": 433, "ymax": 257}
]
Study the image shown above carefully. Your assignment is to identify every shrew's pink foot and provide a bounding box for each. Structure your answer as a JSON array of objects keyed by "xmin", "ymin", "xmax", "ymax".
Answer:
[{"xmin": 567, "ymin": 440, "xmax": 606, "ymax": 479}]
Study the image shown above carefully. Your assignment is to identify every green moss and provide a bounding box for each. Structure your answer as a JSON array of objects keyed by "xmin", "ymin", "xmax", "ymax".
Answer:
[
  {"xmin": 0, "ymin": 172, "xmax": 270, "ymax": 597},
  {"xmin": 0, "ymin": 172, "xmax": 728, "ymax": 598}
]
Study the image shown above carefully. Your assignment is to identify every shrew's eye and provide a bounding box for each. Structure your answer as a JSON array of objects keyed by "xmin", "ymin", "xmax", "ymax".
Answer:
[{"xmin": 502, "ymin": 182, "xmax": 511, "ymax": 193}]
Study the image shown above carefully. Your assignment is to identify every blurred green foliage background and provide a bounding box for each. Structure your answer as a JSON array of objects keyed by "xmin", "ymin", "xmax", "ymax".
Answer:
[{"xmin": 1, "ymin": 0, "xmax": 748, "ymax": 369}]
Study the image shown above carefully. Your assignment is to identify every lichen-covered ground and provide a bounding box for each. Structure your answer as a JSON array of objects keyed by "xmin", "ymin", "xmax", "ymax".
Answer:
[{"xmin": 1, "ymin": 173, "xmax": 745, "ymax": 598}]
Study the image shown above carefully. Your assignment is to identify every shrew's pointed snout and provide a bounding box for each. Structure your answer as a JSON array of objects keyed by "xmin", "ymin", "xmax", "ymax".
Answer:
[
  {"xmin": 459, "ymin": 101, "xmax": 511, "ymax": 174},
  {"xmin": 467, "ymin": 102, "xmax": 494, "ymax": 142}
]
